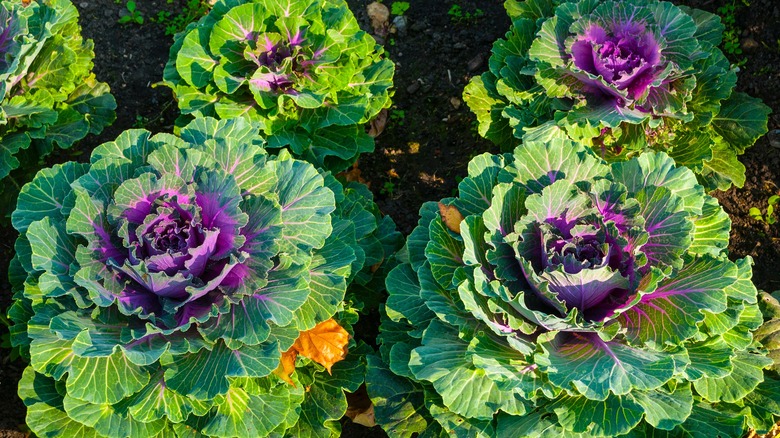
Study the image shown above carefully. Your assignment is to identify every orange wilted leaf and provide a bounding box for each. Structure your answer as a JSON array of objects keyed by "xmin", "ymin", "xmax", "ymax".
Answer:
[
  {"xmin": 339, "ymin": 162, "xmax": 367, "ymax": 185},
  {"xmin": 274, "ymin": 348, "xmax": 298, "ymax": 386},
  {"xmin": 293, "ymin": 318, "xmax": 349, "ymax": 374},
  {"xmin": 438, "ymin": 202, "xmax": 464, "ymax": 234}
]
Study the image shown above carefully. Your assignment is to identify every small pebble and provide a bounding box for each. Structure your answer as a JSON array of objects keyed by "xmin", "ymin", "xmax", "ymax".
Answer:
[
  {"xmin": 410, "ymin": 20, "xmax": 427, "ymax": 32},
  {"xmin": 467, "ymin": 53, "xmax": 484, "ymax": 72},
  {"xmin": 741, "ymin": 37, "xmax": 759, "ymax": 50},
  {"xmin": 768, "ymin": 129, "xmax": 780, "ymax": 149},
  {"xmin": 392, "ymin": 16, "xmax": 407, "ymax": 36},
  {"xmin": 80, "ymin": 2, "xmax": 88, "ymax": 7}
]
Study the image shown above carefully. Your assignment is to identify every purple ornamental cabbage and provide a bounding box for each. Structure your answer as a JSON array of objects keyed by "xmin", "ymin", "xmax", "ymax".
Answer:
[
  {"xmin": 163, "ymin": 0, "xmax": 394, "ymax": 173},
  {"xmin": 463, "ymin": 0, "xmax": 771, "ymax": 190},
  {"xmin": 0, "ymin": 0, "xmax": 116, "ymax": 214},
  {"xmin": 367, "ymin": 139, "xmax": 779, "ymax": 437},
  {"xmin": 8, "ymin": 117, "xmax": 401, "ymax": 437}
]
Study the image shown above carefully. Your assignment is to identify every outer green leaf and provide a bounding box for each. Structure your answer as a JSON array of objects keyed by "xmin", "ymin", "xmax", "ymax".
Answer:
[
  {"xmin": 11, "ymin": 162, "xmax": 89, "ymax": 232},
  {"xmin": 201, "ymin": 384, "xmax": 293, "ymax": 437},
  {"xmin": 683, "ymin": 336, "xmax": 734, "ymax": 381},
  {"xmin": 712, "ymin": 92, "xmax": 771, "ymax": 151},
  {"xmin": 618, "ymin": 256, "xmax": 735, "ymax": 347},
  {"xmin": 693, "ymin": 351, "xmax": 772, "ymax": 403},
  {"xmin": 164, "ymin": 341, "xmax": 279, "ymax": 400},
  {"xmin": 18, "ymin": 367, "xmax": 101, "ymax": 438},
  {"xmin": 666, "ymin": 403, "xmax": 746, "ymax": 438},
  {"xmin": 688, "ymin": 195, "xmax": 730, "ymax": 256},
  {"xmin": 409, "ymin": 321, "xmax": 528, "ymax": 420},
  {"xmin": 62, "ymin": 395, "xmax": 166, "ymax": 438},
  {"xmin": 552, "ymin": 393, "xmax": 644, "ymax": 436},
  {"xmin": 537, "ymin": 331, "xmax": 674, "ymax": 400},
  {"xmin": 507, "ymin": 139, "xmax": 608, "ymax": 194},
  {"xmin": 631, "ymin": 383, "xmax": 693, "ymax": 430},
  {"xmin": 744, "ymin": 373, "xmax": 780, "ymax": 434},
  {"xmin": 127, "ymin": 375, "xmax": 211, "ymax": 423},
  {"xmin": 365, "ymin": 354, "xmax": 428, "ymax": 438}
]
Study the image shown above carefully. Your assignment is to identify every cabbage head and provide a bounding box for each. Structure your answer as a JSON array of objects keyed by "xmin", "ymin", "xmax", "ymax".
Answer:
[
  {"xmin": 163, "ymin": 0, "xmax": 394, "ymax": 173},
  {"xmin": 8, "ymin": 117, "xmax": 401, "ymax": 437},
  {"xmin": 367, "ymin": 138, "xmax": 779, "ymax": 437},
  {"xmin": 463, "ymin": 0, "xmax": 770, "ymax": 190},
  {"xmin": 1, "ymin": 0, "xmax": 115, "ymax": 202}
]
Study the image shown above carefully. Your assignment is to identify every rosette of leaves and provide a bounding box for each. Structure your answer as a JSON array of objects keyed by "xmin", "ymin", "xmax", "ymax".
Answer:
[
  {"xmin": 463, "ymin": 0, "xmax": 770, "ymax": 190},
  {"xmin": 0, "ymin": 0, "xmax": 116, "ymax": 209},
  {"xmin": 7, "ymin": 117, "xmax": 401, "ymax": 437},
  {"xmin": 162, "ymin": 0, "xmax": 394, "ymax": 173},
  {"xmin": 367, "ymin": 138, "xmax": 779, "ymax": 437}
]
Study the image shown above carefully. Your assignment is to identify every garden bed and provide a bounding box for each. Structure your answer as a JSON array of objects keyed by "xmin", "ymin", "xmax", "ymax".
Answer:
[{"xmin": 0, "ymin": 0, "xmax": 778, "ymax": 436}]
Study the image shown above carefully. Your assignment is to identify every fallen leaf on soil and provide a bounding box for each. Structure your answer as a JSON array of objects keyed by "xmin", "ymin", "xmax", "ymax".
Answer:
[
  {"xmin": 369, "ymin": 109, "xmax": 388, "ymax": 137},
  {"xmin": 339, "ymin": 162, "xmax": 367, "ymax": 185},
  {"xmin": 348, "ymin": 404, "xmax": 376, "ymax": 427},
  {"xmin": 438, "ymin": 202, "xmax": 464, "ymax": 234},
  {"xmin": 293, "ymin": 318, "xmax": 350, "ymax": 374},
  {"xmin": 367, "ymin": 2, "xmax": 390, "ymax": 35},
  {"xmin": 345, "ymin": 384, "xmax": 376, "ymax": 427},
  {"xmin": 450, "ymin": 97, "xmax": 462, "ymax": 109}
]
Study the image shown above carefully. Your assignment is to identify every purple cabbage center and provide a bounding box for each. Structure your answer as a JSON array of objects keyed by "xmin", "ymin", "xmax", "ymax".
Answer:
[
  {"xmin": 110, "ymin": 194, "xmax": 238, "ymax": 328},
  {"xmin": 526, "ymin": 218, "xmax": 634, "ymax": 320},
  {"xmin": 250, "ymin": 31, "xmax": 315, "ymax": 94},
  {"xmin": 570, "ymin": 22, "xmax": 661, "ymax": 100},
  {"xmin": 548, "ymin": 234, "xmax": 606, "ymax": 272}
]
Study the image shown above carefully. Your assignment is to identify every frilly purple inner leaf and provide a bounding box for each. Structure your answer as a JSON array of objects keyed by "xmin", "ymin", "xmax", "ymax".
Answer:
[{"xmin": 570, "ymin": 22, "xmax": 661, "ymax": 100}]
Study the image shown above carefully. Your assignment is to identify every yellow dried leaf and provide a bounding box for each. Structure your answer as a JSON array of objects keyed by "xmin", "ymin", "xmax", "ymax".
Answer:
[
  {"xmin": 274, "ymin": 348, "xmax": 298, "ymax": 386},
  {"xmin": 293, "ymin": 318, "xmax": 350, "ymax": 374},
  {"xmin": 369, "ymin": 109, "xmax": 388, "ymax": 137},
  {"xmin": 438, "ymin": 202, "xmax": 464, "ymax": 234},
  {"xmin": 348, "ymin": 404, "xmax": 376, "ymax": 427},
  {"xmin": 345, "ymin": 384, "xmax": 376, "ymax": 427}
]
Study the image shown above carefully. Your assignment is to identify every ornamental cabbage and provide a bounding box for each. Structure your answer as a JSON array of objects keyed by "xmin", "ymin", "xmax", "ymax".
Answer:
[
  {"xmin": 463, "ymin": 0, "xmax": 770, "ymax": 190},
  {"xmin": 1, "ymin": 0, "xmax": 116, "ymax": 201},
  {"xmin": 163, "ymin": 0, "xmax": 394, "ymax": 173},
  {"xmin": 368, "ymin": 139, "xmax": 779, "ymax": 437},
  {"xmin": 7, "ymin": 117, "xmax": 401, "ymax": 437}
]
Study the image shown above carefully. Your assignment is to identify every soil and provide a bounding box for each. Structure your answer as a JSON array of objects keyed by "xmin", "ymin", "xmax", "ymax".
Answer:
[{"xmin": 0, "ymin": 0, "xmax": 778, "ymax": 436}]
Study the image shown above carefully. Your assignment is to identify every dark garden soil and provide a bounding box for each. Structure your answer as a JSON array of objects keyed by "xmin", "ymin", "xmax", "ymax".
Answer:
[{"xmin": 0, "ymin": 0, "xmax": 778, "ymax": 436}]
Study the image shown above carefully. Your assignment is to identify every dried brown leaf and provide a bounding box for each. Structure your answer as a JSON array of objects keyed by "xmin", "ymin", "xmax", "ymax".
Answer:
[
  {"xmin": 369, "ymin": 109, "xmax": 389, "ymax": 137},
  {"xmin": 438, "ymin": 202, "xmax": 464, "ymax": 234}
]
